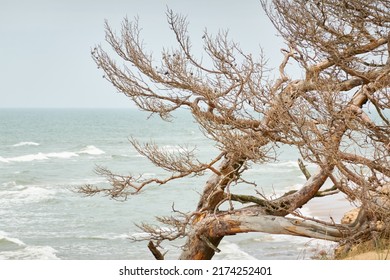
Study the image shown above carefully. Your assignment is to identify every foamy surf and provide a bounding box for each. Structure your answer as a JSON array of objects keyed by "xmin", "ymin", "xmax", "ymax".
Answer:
[
  {"xmin": 0, "ymin": 231, "xmax": 26, "ymax": 247},
  {"xmin": 83, "ymin": 233, "xmax": 131, "ymax": 240},
  {"xmin": 216, "ymin": 240, "xmax": 257, "ymax": 260},
  {"xmin": 1, "ymin": 152, "xmax": 78, "ymax": 163},
  {"xmin": 0, "ymin": 185, "xmax": 58, "ymax": 204},
  {"xmin": 246, "ymin": 161, "xmax": 300, "ymax": 174},
  {"xmin": 0, "ymin": 156, "xmax": 8, "ymax": 163},
  {"xmin": 0, "ymin": 245, "xmax": 60, "ymax": 260},
  {"xmin": 12, "ymin": 142, "xmax": 40, "ymax": 147},
  {"xmin": 267, "ymin": 160, "xmax": 299, "ymax": 168},
  {"xmin": 0, "ymin": 145, "xmax": 105, "ymax": 163},
  {"xmin": 78, "ymin": 145, "xmax": 105, "ymax": 155}
]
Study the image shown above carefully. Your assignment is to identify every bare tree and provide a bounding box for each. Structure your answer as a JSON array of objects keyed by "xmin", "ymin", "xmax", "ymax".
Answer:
[{"xmin": 81, "ymin": 0, "xmax": 390, "ymax": 259}]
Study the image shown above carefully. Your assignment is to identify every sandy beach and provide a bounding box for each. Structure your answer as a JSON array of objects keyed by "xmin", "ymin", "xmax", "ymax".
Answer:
[
  {"xmin": 301, "ymin": 192, "xmax": 389, "ymax": 260},
  {"xmin": 302, "ymin": 192, "xmax": 356, "ymax": 223}
]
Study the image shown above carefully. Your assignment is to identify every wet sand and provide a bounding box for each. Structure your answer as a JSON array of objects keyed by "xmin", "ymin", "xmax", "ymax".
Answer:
[{"xmin": 301, "ymin": 192, "xmax": 357, "ymax": 223}]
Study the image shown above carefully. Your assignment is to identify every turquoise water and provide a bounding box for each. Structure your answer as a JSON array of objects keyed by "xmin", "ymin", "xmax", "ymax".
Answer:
[{"xmin": 0, "ymin": 108, "xmax": 322, "ymax": 260}]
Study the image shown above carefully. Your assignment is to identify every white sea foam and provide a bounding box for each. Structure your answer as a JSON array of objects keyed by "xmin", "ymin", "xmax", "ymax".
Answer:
[
  {"xmin": 78, "ymin": 145, "xmax": 105, "ymax": 155},
  {"xmin": 5, "ymin": 153, "xmax": 49, "ymax": 162},
  {"xmin": 0, "ymin": 229, "xmax": 60, "ymax": 261},
  {"xmin": 246, "ymin": 161, "xmax": 301, "ymax": 175},
  {"xmin": 0, "ymin": 185, "xmax": 57, "ymax": 204},
  {"xmin": 3, "ymin": 152, "xmax": 79, "ymax": 162},
  {"xmin": 48, "ymin": 152, "xmax": 79, "ymax": 159},
  {"xmin": 266, "ymin": 160, "xmax": 299, "ymax": 168},
  {"xmin": 19, "ymin": 186, "xmax": 57, "ymax": 202},
  {"xmin": 0, "ymin": 156, "xmax": 8, "ymax": 163},
  {"xmin": 0, "ymin": 246, "xmax": 60, "ymax": 260},
  {"xmin": 130, "ymin": 232, "xmax": 151, "ymax": 239},
  {"xmin": 0, "ymin": 231, "xmax": 26, "ymax": 247},
  {"xmin": 12, "ymin": 141, "xmax": 40, "ymax": 147},
  {"xmin": 1, "ymin": 145, "xmax": 105, "ymax": 163},
  {"xmin": 1, "ymin": 181, "xmax": 17, "ymax": 188},
  {"xmin": 216, "ymin": 240, "xmax": 257, "ymax": 260},
  {"xmin": 111, "ymin": 233, "xmax": 132, "ymax": 240},
  {"xmin": 85, "ymin": 233, "xmax": 131, "ymax": 240}
]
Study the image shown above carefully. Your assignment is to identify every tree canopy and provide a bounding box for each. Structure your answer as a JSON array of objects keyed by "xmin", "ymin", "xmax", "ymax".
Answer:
[{"xmin": 82, "ymin": 0, "xmax": 390, "ymax": 259}]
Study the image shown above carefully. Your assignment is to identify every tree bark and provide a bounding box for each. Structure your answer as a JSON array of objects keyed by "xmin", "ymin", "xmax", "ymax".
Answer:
[
  {"xmin": 180, "ymin": 157, "xmax": 242, "ymax": 260},
  {"xmin": 180, "ymin": 206, "xmax": 349, "ymax": 259}
]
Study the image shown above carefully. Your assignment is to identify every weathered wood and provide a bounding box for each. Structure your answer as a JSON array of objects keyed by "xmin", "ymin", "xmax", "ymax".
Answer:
[
  {"xmin": 179, "ymin": 235, "xmax": 223, "ymax": 260},
  {"xmin": 298, "ymin": 159, "xmax": 311, "ymax": 180},
  {"xmin": 179, "ymin": 204, "xmax": 352, "ymax": 259},
  {"xmin": 271, "ymin": 166, "xmax": 333, "ymax": 215},
  {"xmin": 200, "ymin": 208, "xmax": 347, "ymax": 241},
  {"xmin": 199, "ymin": 235, "xmax": 221, "ymax": 253},
  {"xmin": 196, "ymin": 158, "xmax": 233, "ymax": 212},
  {"xmin": 181, "ymin": 157, "xmax": 242, "ymax": 260},
  {"xmin": 298, "ymin": 159, "xmax": 339, "ymax": 198},
  {"xmin": 147, "ymin": 241, "xmax": 164, "ymax": 260}
]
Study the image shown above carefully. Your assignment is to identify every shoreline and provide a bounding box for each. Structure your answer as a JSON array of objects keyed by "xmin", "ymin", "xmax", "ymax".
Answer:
[
  {"xmin": 301, "ymin": 192, "xmax": 356, "ymax": 223},
  {"xmin": 302, "ymin": 193, "xmax": 389, "ymax": 260},
  {"xmin": 299, "ymin": 192, "xmax": 355, "ymax": 259}
]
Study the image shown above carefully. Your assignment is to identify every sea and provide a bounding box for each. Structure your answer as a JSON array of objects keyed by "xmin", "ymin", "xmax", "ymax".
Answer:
[{"xmin": 0, "ymin": 108, "xmax": 337, "ymax": 260}]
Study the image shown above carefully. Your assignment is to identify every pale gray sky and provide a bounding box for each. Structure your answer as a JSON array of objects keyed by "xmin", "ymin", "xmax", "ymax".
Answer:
[{"xmin": 0, "ymin": 0, "xmax": 283, "ymax": 108}]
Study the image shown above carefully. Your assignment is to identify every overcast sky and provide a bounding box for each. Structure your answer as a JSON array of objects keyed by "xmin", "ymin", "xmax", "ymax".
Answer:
[{"xmin": 0, "ymin": 0, "xmax": 284, "ymax": 108}]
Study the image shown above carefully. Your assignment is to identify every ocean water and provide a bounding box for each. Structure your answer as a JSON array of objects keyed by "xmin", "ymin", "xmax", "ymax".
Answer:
[{"xmin": 0, "ymin": 108, "xmax": 329, "ymax": 260}]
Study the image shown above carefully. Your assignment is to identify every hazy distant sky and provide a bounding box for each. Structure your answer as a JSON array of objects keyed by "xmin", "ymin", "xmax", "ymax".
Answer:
[{"xmin": 0, "ymin": 0, "xmax": 284, "ymax": 108}]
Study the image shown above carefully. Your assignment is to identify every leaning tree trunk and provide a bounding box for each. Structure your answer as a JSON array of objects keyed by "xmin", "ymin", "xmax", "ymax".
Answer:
[
  {"xmin": 178, "ymin": 158, "xmax": 337, "ymax": 259},
  {"xmin": 179, "ymin": 157, "xmax": 239, "ymax": 260}
]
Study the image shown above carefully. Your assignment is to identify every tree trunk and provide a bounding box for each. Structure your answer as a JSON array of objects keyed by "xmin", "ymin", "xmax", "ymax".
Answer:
[
  {"xmin": 179, "ymin": 235, "xmax": 223, "ymax": 260},
  {"xmin": 179, "ymin": 206, "xmax": 350, "ymax": 259},
  {"xmin": 179, "ymin": 160, "xmax": 337, "ymax": 259},
  {"xmin": 180, "ymin": 157, "xmax": 242, "ymax": 259}
]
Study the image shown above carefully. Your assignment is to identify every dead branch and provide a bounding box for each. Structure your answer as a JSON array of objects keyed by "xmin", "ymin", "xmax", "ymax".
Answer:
[{"xmin": 86, "ymin": 0, "xmax": 390, "ymax": 259}]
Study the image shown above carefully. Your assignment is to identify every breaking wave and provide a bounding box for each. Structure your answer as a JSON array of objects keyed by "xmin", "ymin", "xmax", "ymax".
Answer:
[
  {"xmin": 0, "ymin": 156, "xmax": 8, "ymax": 163},
  {"xmin": 0, "ymin": 145, "xmax": 105, "ymax": 163},
  {"xmin": 0, "ymin": 184, "xmax": 58, "ymax": 204},
  {"xmin": 0, "ymin": 231, "xmax": 26, "ymax": 247},
  {"xmin": 0, "ymin": 152, "xmax": 78, "ymax": 163},
  {"xmin": 0, "ymin": 245, "xmax": 60, "ymax": 260},
  {"xmin": 266, "ymin": 160, "xmax": 299, "ymax": 168},
  {"xmin": 0, "ymin": 231, "xmax": 65, "ymax": 259},
  {"xmin": 78, "ymin": 145, "xmax": 105, "ymax": 155},
  {"xmin": 82, "ymin": 233, "xmax": 131, "ymax": 240},
  {"xmin": 216, "ymin": 241, "xmax": 257, "ymax": 260},
  {"xmin": 0, "ymin": 232, "xmax": 59, "ymax": 260},
  {"xmin": 12, "ymin": 142, "xmax": 40, "ymax": 147}
]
